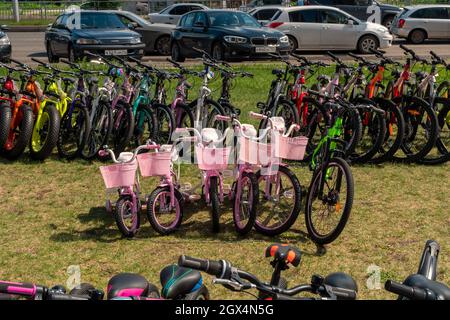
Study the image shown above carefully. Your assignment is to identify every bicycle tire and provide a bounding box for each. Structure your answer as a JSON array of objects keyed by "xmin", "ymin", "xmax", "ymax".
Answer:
[
  {"xmin": 29, "ymin": 103, "xmax": 61, "ymax": 160},
  {"xmin": 233, "ymin": 171, "xmax": 258, "ymax": 235},
  {"xmin": 111, "ymin": 101, "xmax": 134, "ymax": 156},
  {"xmin": 305, "ymin": 157, "xmax": 354, "ymax": 245},
  {"xmin": 1, "ymin": 105, "xmax": 34, "ymax": 160},
  {"xmin": 209, "ymin": 176, "xmax": 220, "ymax": 233},
  {"xmin": 151, "ymin": 103, "xmax": 175, "ymax": 145},
  {"xmin": 0, "ymin": 103, "xmax": 12, "ymax": 151},
  {"xmin": 134, "ymin": 104, "xmax": 157, "ymax": 147},
  {"xmin": 115, "ymin": 196, "xmax": 140, "ymax": 238},
  {"xmin": 254, "ymin": 165, "xmax": 302, "ymax": 236},
  {"xmin": 147, "ymin": 186, "xmax": 183, "ymax": 235},
  {"xmin": 82, "ymin": 101, "xmax": 113, "ymax": 160}
]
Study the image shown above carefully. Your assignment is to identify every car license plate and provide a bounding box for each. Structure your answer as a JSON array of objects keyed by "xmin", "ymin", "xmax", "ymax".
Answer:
[
  {"xmin": 104, "ymin": 49, "xmax": 127, "ymax": 56},
  {"xmin": 255, "ymin": 46, "xmax": 276, "ymax": 53}
]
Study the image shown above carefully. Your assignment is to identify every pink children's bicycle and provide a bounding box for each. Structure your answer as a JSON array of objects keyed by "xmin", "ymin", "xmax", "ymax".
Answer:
[{"xmin": 99, "ymin": 139, "xmax": 189, "ymax": 237}]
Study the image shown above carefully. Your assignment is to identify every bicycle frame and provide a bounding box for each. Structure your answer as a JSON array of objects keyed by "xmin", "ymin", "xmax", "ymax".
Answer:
[{"xmin": 194, "ymin": 66, "xmax": 213, "ymax": 130}]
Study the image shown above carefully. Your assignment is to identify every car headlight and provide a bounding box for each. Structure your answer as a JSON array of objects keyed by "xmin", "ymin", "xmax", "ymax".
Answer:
[
  {"xmin": 0, "ymin": 34, "xmax": 10, "ymax": 45},
  {"xmin": 280, "ymin": 35, "xmax": 289, "ymax": 43},
  {"xmin": 76, "ymin": 38, "xmax": 99, "ymax": 45},
  {"xmin": 224, "ymin": 36, "xmax": 247, "ymax": 44},
  {"xmin": 130, "ymin": 37, "xmax": 141, "ymax": 44}
]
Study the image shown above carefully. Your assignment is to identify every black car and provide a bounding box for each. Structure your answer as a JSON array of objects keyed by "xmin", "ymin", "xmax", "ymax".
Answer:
[
  {"xmin": 45, "ymin": 11, "xmax": 145, "ymax": 62},
  {"xmin": 309, "ymin": 0, "xmax": 401, "ymax": 27},
  {"xmin": 0, "ymin": 25, "xmax": 11, "ymax": 62},
  {"xmin": 171, "ymin": 10, "xmax": 291, "ymax": 62}
]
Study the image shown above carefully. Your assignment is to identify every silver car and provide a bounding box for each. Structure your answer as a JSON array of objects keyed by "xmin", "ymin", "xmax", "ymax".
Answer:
[
  {"xmin": 148, "ymin": 3, "xmax": 208, "ymax": 25},
  {"xmin": 111, "ymin": 10, "xmax": 175, "ymax": 55},
  {"xmin": 266, "ymin": 6, "xmax": 393, "ymax": 53},
  {"xmin": 391, "ymin": 5, "xmax": 450, "ymax": 44}
]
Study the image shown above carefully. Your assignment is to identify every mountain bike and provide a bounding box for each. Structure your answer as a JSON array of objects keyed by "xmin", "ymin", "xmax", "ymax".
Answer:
[
  {"xmin": 383, "ymin": 45, "xmax": 439, "ymax": 162},
  {"xmin": 346, "ymin": 51, "xmax": 405, "ymax": 164},
  {"xmin": 60, "ymin": 59, "xmax": 113, "ymax": 161},
  {"xmin": 178, "ymin": 243, "xmax": 358, "ymax": 300},
  {"xmin": 0, "ymin": 64, "xmax": 17, "ymax": 152},
  {"xmin": 32, "ymin": 58, "xmax": 90, "ymax": 160},
  {"xmin": 304, "ymin": 90, "xmax": 356, "ymax": 245},
  {"xmin": 10, "ymin": 59, "xmax": 61, "ymax": 160},
  {"xmin": 257, "ymin": 54, "xmax": 299, "ymax": 132}
]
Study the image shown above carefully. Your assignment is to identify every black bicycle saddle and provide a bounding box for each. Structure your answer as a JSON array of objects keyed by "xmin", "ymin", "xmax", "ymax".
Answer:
[{"xmin": 160, "ymin": 265, "xmax": 203, "ymax": 299}]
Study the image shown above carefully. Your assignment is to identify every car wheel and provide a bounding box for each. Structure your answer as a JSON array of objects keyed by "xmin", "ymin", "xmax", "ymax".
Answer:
[
  {"xmin": 357, "ymin": 35, "xmax": 379, "ymax": 54},
  {"xmin": 46, "ymin": 41, "xmax": 59, "ymax": 63},
  {"xmin": 382, "ymin": 15, "xmax": 394, "ymax": 29},
  {"xmin": 287, "ymin": 35, "xmax": 298, "ymax": 52},
  {"xmin": 171, "ymin": 42, "xmax": 185, "ymax": 62},
  {"xmin": 408, "ymin": 29, "xmax": 426, "ymax": 44},
  {"xmin": 212, "ymin": 42, "xmax": 224, "ymax": 61},
  {"xmin": 155, "ymin": 35, "xmax": 171, "ymax": 56}
]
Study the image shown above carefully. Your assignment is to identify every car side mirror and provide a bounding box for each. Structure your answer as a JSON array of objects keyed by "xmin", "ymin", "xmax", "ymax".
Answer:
[{"xmin": 128, "ymin": 22, "xmax": 139, "ymax": 29}]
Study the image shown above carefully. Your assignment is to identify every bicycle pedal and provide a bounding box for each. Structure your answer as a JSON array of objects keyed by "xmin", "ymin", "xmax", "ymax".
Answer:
[
  {"xmin": 188, "ymin": 194, "xmax": 202, "ymax": 201},
  {"xmin": 180, "ymin": 183, "xmax": 193, "ymax": 192}
]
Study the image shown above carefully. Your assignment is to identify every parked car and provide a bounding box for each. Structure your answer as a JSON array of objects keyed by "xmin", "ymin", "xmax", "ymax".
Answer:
[
  {"xmin": 309, "ymin": 0, "xmax": 401, "ymax": 27},
  {"xmin": 148, "ymin": 3, "xmax": 209, "ymax": 25},
  {"xmin": 110, "ymin": 10, "xmax": 175, "ymax": 55},
  {"xmin": 241, "ymin": 0, "xmax": 284, "ymax": 12},
  {"xmin": 391, "ymin": 5, "xmax": 450, "ymax": 44},
  {"xmin": 45, "ymin": 11, "xmax": 145, "ymax": 62},
  {"xmin": 266, "ymin": 6, "xmax": 393, "ymax": 53},
  {"xmin": 171, "ymin": 9, "xmax": 291, "ymax": 62},
  {"xmin": 0, "ymin": 25, "xmax": 11, "ymax": 62},
  {"xmin": 249, "ymin": 5, "xmax": 283, "ymax": 25}
]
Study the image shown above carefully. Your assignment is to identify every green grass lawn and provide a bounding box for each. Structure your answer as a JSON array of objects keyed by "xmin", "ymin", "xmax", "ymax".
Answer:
[{"xmin": 0, "ymin": 63, "xmax": 448, "ymax": 300}]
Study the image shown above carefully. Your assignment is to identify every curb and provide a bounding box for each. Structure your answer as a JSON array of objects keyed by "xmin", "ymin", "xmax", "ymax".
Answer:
[{"xmin": 7, "ymin": 26, "xmax": 47, "ymax": 32}]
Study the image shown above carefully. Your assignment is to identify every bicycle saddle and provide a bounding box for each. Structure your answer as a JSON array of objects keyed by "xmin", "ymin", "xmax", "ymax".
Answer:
[
  {"xmin": 107, "ymin": 273, "xmax": 160, "ymax": 299},
  {"xmin": 160, "ymin": 264, "xmax": 203, "ymax": 299},
  {"xmin": 414, "ymin": 71, "xmax": 427, "ymax": 80},
  {"xmin": 272, "ymin": 69, "xmax": 284, "ymax": 77},
  {"xmin": 402, "ymin": 274, "xmax": 450, "ymax": 300},
  {"xmin": 265, "ymin": 243, "xmax": 301, "ymax": 267},
  {"xmin": 201, "ymin": 128, "xmax": 221, "ymax": 144}
]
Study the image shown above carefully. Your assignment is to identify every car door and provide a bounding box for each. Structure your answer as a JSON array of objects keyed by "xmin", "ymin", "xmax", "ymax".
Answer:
[
  {"xmin": 166, "ymin": 5, "xmax": 191, "ymax": 24},
  {"xmin": 176, "ymin": 12, "xmax": 196, "ymax": 56},
  {"xmin": 319, "ymin": 9, "xmax": 358, "ymax": 49},
  {"xmin": 281, "ymin": 9, "xmax": 322, "ymax": 50},
  {"xmin": 190, "ymin": 11, "xmax": 211, "ymax": 53},
  {"xmin": 410, "ymin": 7, "xmax": 448, "ymax": 39},
  {"xmin": 54, "ymin": 14, "xmax": 71, "ymax": 56}
]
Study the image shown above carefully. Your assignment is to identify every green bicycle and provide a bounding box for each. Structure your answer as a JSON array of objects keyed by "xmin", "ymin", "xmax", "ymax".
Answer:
[{"xmin": 304, "ymin": 90, "xmax": 355, "ymax": 245}]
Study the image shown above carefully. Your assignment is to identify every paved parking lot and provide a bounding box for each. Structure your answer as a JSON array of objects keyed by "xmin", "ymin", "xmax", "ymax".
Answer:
[{"xmin": 8, "ymin": 31, "xmax": 450, "ymax": 65}]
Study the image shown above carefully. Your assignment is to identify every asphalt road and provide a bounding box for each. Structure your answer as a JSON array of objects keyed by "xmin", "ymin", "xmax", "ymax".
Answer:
[{"xmin": 8, "ymin": 31, "xmax": 450, "ymax": 66}]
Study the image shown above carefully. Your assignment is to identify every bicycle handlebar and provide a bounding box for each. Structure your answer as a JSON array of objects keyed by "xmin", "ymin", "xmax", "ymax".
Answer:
[
  {"xmin": 385, "ymin": 280, "xmax": 434, "ymax": 300},
  {"xmin": 399, "ymin": 44, "xmax": 429, "ymax": 64},
  {"xmin": 100, "ymin": 142, "xmax": 160, "ymax": 164}
]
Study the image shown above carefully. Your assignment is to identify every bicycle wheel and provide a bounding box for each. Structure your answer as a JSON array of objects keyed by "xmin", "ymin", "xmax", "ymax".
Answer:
[
  {"xmin": 420, "ymin": 102, "xmax": 450, "ymax": 165},
  {"xmin": 151, "ymin": 103, "xmax": 175, "ymax": 145},
  {"xmin": 436, "ymin": 81, "xmax": 449, "ymax": 99},
  {"xmin": 0, "ymin": 103, "xmax": 12, "ymax": 151},
  {"xmin": 305, "ymin": 157, "xmax": 354, "ymax": 245},
  {"xmin": 57, "ymin": 102, "xmax": 90, "ymax": 159},
  {"xmin": 370, "ymin": 98, "xmax": 405, "ymax": 164},
  {"xmin": 174, "ymin": 102, "xmax": 194, "ymax": 129},
  {"xmin": 209, "ymin": 176, "xmax": 220, "ymax": 233},
  {"xmin": 254, "ymin": 165, "xmax": 302, "ymax": 236},
  {"xmin": 29, "ymin": 103, "xmax": 61, "ymax": 160},
  {"xmin": 394, "ymin": 96, "xmax": 438, "ymax": 162},
  {"xmin": 147, "ymin": 186, "xmax": 183, "ymax": 235},
  {"xmin": 134, "ymin": 104, "xmax": 157, "ymax": 147},
  {"xmin": 1, "ymin": 105, "xmax": 34, "ymax": 160},
  {"xmin": 115, "ymin": 196, "xmax": 140, "ymax": 238},
  {"xmin": 82, "ymin": 101, "xmax": 112, "ymax": 160},
  {"xmin": 342, "ymin": 107, "xmax": 362, "ymax": 157},
  {"xmin": 303, "ymin": 101, "xmax": 329, "ymax": 162},
  {"xmin": 258, "ymin": 99, "xmax": 299, "ymax": 132},
  {"xmin": 349, "ymin": 101, "xmax": 386, "ymax": 164},
  {"xmin": 233, "ymin": 171, "xmax": 258, "ymax": 235},
  {"xmin": 111, "ymin": 101, "xmax": 134, "ymax": 156}
]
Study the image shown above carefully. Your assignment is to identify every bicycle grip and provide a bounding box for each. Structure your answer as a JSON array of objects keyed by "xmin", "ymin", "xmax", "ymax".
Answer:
[
  {"xmin": 215, "ymin": 114, "xmax": 231, "ymax": 122},
  {"xmin": 98, "ymin": 150, "xmax": 109, "ymax": 157},
  {"xmin": 249, "ymin": 111, "xmax": 267, "ymax": 120},
  {"xmin": 178, "ymin": 255, "xmax": 224, "ymax": 277},
  {"xmin": 47, "ymin": 292, "xmax": 91, "ymax": 300},
  {"xmin": 328, "ymin": 286, "xmax": 357, "ymax": 300},
  {"xmin": 0, "ymin": 280, "xmax": 36, "ymax": 297},
  {"xmin": 385, "ymin": 280, "xmax": 428, "ymax": 300}
]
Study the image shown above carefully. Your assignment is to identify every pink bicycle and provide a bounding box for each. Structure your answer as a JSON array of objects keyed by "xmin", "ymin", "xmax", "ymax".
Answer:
[{"xmin": 99, "ymin": 142, "xmax": 158, "ymax": 238}]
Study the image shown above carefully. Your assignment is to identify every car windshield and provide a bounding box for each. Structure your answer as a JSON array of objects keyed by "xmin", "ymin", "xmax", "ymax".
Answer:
[
  {"xmin": 123, "ymin": 12, "xmax": 151, "ymax": 26},
  {"xmin": 77, "ymin": 13, "xmax": 127, "ymax": 29},
  {"xmin": 208, "ymin": 11, "xmax": 260, "ymax": 27}
]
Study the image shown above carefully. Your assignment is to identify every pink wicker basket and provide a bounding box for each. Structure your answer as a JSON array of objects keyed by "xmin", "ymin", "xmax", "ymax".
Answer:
[
  {"xmin": 137, "ymin": 151, "xmax": 172, "ymax": 177},
  {"xmin": 274, "ymin": 135, "xmax": 308, "ymax": 160},
  {"xmin": 100, "ymin": 162, "xmax": 138, "ymax": 189},
  {"xmin": 196, "ymin": 146, "xmax": 231, "ymax": 171},
  {"xmin": 238, "ymin": 136, "xmax": 277, "ymax": 166}
]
